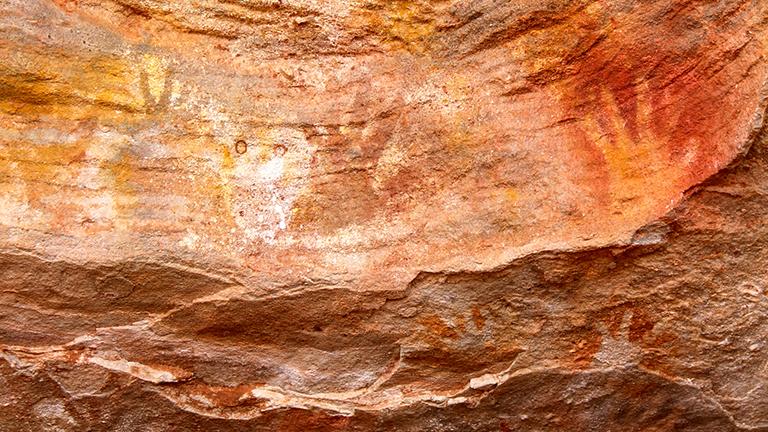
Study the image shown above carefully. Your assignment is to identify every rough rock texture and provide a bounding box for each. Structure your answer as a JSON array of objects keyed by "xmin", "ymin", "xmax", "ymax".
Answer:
[{"xmin": 1, "ymin": 0, "xmax": 767, "ymax": 430}]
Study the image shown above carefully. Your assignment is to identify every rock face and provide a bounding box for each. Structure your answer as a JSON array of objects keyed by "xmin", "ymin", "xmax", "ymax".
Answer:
[{"xmin": 0, "ymin": 0, "xmax": 767, "ymax": 430}]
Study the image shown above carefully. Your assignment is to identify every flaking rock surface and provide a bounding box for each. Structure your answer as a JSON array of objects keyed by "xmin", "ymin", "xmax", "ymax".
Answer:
[{"xmin": 1, "ymin": 0, "xmax": 767, "ymax": 430}]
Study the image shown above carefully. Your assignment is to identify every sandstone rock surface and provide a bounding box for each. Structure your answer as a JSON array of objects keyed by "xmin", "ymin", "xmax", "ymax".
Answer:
[{"xmin": 1, "ymin": 0, "xmax": 767, "ymax": 430}]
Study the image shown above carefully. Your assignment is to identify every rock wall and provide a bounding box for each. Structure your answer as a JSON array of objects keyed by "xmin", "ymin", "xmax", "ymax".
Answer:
[{"xmin": 0, "ymin": 0, "xmax": 767, "ymax": 430}]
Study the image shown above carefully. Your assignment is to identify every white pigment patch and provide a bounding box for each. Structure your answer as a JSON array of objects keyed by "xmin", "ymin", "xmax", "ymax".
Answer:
[{"xmin": 231, "ymin": 127, "xmax": 314, "ymax": 245}]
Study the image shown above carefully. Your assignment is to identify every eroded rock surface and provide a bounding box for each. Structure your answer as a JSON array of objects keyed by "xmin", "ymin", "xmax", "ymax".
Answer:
[{"xmin": 1, "ymin": 0, "xmax": 767, "ymax": 430}]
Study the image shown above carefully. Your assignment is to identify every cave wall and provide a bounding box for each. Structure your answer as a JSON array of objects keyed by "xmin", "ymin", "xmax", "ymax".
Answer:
[{"xmin": 1, "ymin": 1, "xmax": 767, "ymax": 430}]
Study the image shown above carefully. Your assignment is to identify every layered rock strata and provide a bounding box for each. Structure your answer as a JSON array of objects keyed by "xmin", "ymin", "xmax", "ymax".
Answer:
[{"xmin": 1, "ymin": 0, "xmax": 767, "ymax": 430}]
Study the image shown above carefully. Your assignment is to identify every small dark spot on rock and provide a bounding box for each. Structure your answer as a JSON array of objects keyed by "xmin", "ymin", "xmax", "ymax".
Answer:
[
  {"xmin": 274, "ymin": 143, "xmax": 287, "ymax": 156},
  {"xmin": 235, "ymin": 140, "xmax": 247, "ymax": 155}
]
